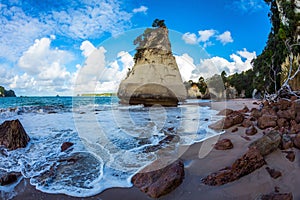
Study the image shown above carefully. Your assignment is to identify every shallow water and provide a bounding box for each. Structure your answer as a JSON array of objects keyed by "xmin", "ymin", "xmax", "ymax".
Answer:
[{"xmin": 0, "ymin": 97, "xmax": 223, "ymax": 198}]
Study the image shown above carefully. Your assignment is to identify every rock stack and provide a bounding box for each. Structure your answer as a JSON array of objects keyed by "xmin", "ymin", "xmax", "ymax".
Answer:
[{"xmin": 117, "ymin": 20, "xmax": 187, "ymax": 106}]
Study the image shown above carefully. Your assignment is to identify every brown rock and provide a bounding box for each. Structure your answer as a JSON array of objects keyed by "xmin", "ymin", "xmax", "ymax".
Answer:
[
  {"xmin": 249, "ymin": 130, "xmax": 281, "ymax": 156},
  {"xmin": 0, "ymin": 172, "xmax": 22, "ymax": 186},
  {"xmin": 277, "ymin": 99, "xmax": 292, "ymax": 110},
  {"xmin": 242, "ymin": 118, "xmax": 253, "ymax": 128},
  {"xmin": 202, "ymin": 147, "xmax": 265, "ymax": 186},
  {"xmin": 283, "ymin": 151, "xmax": 295, "ymax": 162},
  {"xmin": 241, "ymin": 135, "xmax": 251, "ymax": 141},
  {"xmin": 239, "ymin": 106, "xmax": 250, "ymax": 113},
  {"xmin": 277, "ymin": 110, "xmax": 296, "ymax": 120},
  {"xmin": 293, "ymin": 134, "xmax": 300, "ymax": 149},
  {"xmin": 61, "ymin": 142, "xmax": 74, "ymax": 152},
  {"xmin": 277, "ymin": 118, "xmax": 289, "ymax": 128},
  {"xmin": 209, "ymin": 111, "xmax": 244, "ymax": 130},
  {"xmin": 291, "ymin": 96, "xmax": 298, "ymax": 101},
  {"xmin": 290, "ymin": 120, "xmax": 300, "ymax": 134},
  {"xmin": 257, "ymin": 115, "xmax": 278, "ymax": 129},
  {"xmin": 231, "ymin": 127, "xmax": 238, "ymax": 133},
  {"xmin": 257, "ymin": 192, "xmax": 293, "ymax": 200},
  {"xmin": 246, "ymin": 125, "xmax": 258, "ymax": 136},
  {"xmin": 0, "ymin": 119, "xmax": 30, "ymax": 150},
  {"xmin": 251, "ymin": 108, "xmax": 262, "ymax": 119},
  {"xmin": 265, "ymin": 167, "xmax": 282, "ymax": 179},
  {"xmin": 218, "ymin": 109, "xmax": 233, "ymax": 116},
  {"xmin": 280, "ymin": 134, "xmax": 293, "ymax": 150},
  {"xmin": 132, "ymin": 160, "xmax": 184, "ymax": 198},
  {"xmin": 214, "ymin": 139, "xmax": 233, "ymax": 150}
]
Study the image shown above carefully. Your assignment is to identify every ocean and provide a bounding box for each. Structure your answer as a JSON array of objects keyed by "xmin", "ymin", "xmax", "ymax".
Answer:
[{"xmin": 0, "ymin": 96, "xmax": 223, "ymax": 198}]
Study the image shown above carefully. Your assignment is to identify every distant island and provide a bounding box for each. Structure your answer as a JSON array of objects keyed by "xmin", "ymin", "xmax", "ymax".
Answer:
[
  {"xmin": 0, "ymin": 86, "xmax": 16, "ymax": 97},
  {"xmin": 79, "ymin": 93, "xmax": 117, "ymax": 97}
]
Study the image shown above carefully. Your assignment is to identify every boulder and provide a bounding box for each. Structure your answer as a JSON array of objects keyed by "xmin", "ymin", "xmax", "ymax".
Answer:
[
  {"xmin": 290, "ymin": 120, "xmax": 300, "ymax": 134},
  {"xmin": 249, "ymin": 130, "xmax": 281, "ymax": 156},
  {"xmin": 277, "ymin": 110, "xmax": 296, "ymax": 120},
  {"xmin": 209, "ymin": 111, "xmax": 244, "ymax": 130},
  {"xmin": 0, "ymin": 119, "xmax": 30, "ymax": 150},
  {"xmin": 217, "ymin": 109, "xmax": 233, "ymax": 116},
  {"xmin": 0, "ymin": 172, "xmax": 22, "ymax": 186},
  {"xmin": 283, "ymin": 151, "xmax": 295, "ymax": 162},
  {"xmin": 202, "ymin": 147, "xmax": 265, "ymax": 186},
  {"xmin": 242, "ymin": 118, "xmax": 253, "ymax": 128},
  {"xmin": 214, "ymin": 139, "xmax": 233, "ymax": 150},
  {"xmin": 280, "ymin": 134, "xmax": 293, "ymax": 150},
  {"xmin": 293, "ymin": 134, "xmax": 300, "ymax": 149},
  {"xmin": 251, "ymin": 108, "xmax": 262, "ymax": 119},
  {"xmin": 256, "ymin": 193, "xmax": 293, "ymax": 200},
  {"xmin": 117, "ymin": 24, "xmax": 187, "ymax": 107},
  {"xmin": 132, "ymin": 160, "xmax": 184, "ymax": 198},
  {"xmin": 61, "ymin": 142, "xmax": 74, "ymax": 152},
  {"xmin": 265, "ymin": 167, "xmax": 282, "ymax": 179},
  {"xmin": 277, "ymin": 118, "xmax": 289, "ymax": 128},
  {"xmin": 245, "ymin": 125, "xmax": 258, "ymax": 136},
  {"xmin": 257, "ymin": 115, "xmax": 278, "ymax": 129}
]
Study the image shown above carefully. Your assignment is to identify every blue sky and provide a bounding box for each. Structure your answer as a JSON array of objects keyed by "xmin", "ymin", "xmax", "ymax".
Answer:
[{"xmin": 0, "ymin": 0, "xmax": 271, "ymax": 96}]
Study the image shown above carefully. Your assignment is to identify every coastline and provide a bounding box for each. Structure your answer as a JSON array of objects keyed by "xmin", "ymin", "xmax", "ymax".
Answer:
[{"xmin": 10, "ymin": 98, "xmax": 300, "ymax": 199}]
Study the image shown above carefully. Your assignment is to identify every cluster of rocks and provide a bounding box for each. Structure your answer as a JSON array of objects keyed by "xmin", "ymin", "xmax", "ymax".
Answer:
[{"xmin": 205, "ymin": 97, "xmax": 300, "ymax": 199}]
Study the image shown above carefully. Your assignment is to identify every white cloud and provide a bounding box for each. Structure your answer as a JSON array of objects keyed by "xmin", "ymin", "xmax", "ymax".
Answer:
[
  {"xmin": 132, "ymin": 6, "xmax": 148, "ymax": 14},
  {"xmin": 182, "ymin": 29, "xmax": 233, "ymax": 46},
  {"xmin": 216, "ymin": 31, "xmax": 233, "ymax": 45},
  {"xmin": 80, "ymin": 41, "xmax": 97, "ymax": 58},
  {"xmin": 175, "ymin": 49, "xmax": 256, "ymax": 81},
  {"xmin": 74, "ymin": 41, "xmax": 134, "ymax": 94},
  {"xmin": 198, "ymin": 29, "xmax": 216, "ymax": 42},
  {"xmin": 0, "ymin": 0, "xmax": 135, "ymax": 62},
  {"xmin": 182, "ymin": 32, "xmax": 198, "ymax": 45}
]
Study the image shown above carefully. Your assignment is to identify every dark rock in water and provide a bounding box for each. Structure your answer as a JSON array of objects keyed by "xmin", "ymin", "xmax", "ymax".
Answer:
[
  {"xmin": 265, "ymin": 167, "xmax": 282, "ymax": 179},
  {"xmin": 203, "ymin": 147, "xmax": 265, "ymax": 186},
  {"xmin": 61, "ymin": 142, "xmax": 74, "ymax": 152},
  {"xmin": 142, "ymin": 135, "xmax": 179, "ymax": 153},
  {"xmin": 0, "ymin": 172, "xmax": 22, "ymax": 186},
  {"xmin": 0, "ymin": 119, "xmax": 30, "ymax": 150},
  {"xmin": 132, "ymin": 160, "xmax": 184, "ymax": 198},
  {"xmin": 214, "ymin": 139, "xmax": 233, "ymax": 150},
  {"xmin": 245, "ymin": 125, "xmax": 258, "ymax": 136},
  {"xmin": 249, "ymin": 130, "xmax": 281, "ymax": 156},
  {"xmin": 256, "ymin": 192, "xmax": 293, "ymax": 200}
]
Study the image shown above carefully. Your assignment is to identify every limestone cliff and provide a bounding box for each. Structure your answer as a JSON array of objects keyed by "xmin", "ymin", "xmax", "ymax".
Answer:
[{"xmin": 117, "ymin": 23, "xmax": 187, "ymax": 106}]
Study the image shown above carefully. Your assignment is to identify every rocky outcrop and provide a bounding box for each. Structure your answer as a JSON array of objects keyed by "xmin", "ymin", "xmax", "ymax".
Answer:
[
  {"xmin": 0, "ymin": 119, "xmax": 30, "ymax": 150},
  {"xmin": 132, "ymin": 160, "xmax": 184, "ymax": 198},
  {"xmin": 256, "ymin": 192, "xmax": 293, "ymax": 200},
  {"xmin": 117, "ymin": 22, "xmax": 187, "ymax": 107},
  {"xmin": 202, "ymin": 147, "xmax": 265, "ymax": 186}
]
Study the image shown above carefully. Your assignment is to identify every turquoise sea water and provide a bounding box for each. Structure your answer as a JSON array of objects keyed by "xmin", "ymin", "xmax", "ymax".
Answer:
[{"xmin": 0, "ymin": 97, "xmax": 223, "ymax": 199}]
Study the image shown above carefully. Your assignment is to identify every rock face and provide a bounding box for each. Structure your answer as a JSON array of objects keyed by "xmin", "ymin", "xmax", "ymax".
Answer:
[
  {"xmin": 132, "ymin": 160, "xmax": 184, "ymax": 198},
  {"xmin": 0, "ymin": 119, "xmax": 30, "ymax": 150},
  {"xmin": 117, "ymin": 24, "xmax": 187, "ymax": 106}
]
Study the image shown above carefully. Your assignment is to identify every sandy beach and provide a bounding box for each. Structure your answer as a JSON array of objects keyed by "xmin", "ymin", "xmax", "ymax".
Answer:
[{"xmin": 9, "ymin": 98, "xmax": 300, "ymax": 199}]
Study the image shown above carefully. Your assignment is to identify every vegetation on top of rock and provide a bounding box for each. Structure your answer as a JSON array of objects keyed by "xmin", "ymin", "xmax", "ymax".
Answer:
[{"xmin": 0, "ymin": 86, "xmax": 16, "ymax": 97}]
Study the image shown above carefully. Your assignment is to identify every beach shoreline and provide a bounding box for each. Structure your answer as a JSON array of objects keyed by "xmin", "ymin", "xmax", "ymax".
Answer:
[{"xmin": 9, "ymin": 98, "xmax": 300, "ymax": 199}]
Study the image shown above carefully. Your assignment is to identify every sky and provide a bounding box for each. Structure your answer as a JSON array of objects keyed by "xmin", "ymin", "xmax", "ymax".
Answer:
[{"xmin": 0, "ymin": 0, "xmax": 271, "ymax": 96}]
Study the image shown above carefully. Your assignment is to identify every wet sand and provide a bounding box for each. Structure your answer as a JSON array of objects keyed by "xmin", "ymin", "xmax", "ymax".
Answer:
[{"xmin": 11, "ymin": 98, "xmax": 300, "ymax": 199}]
